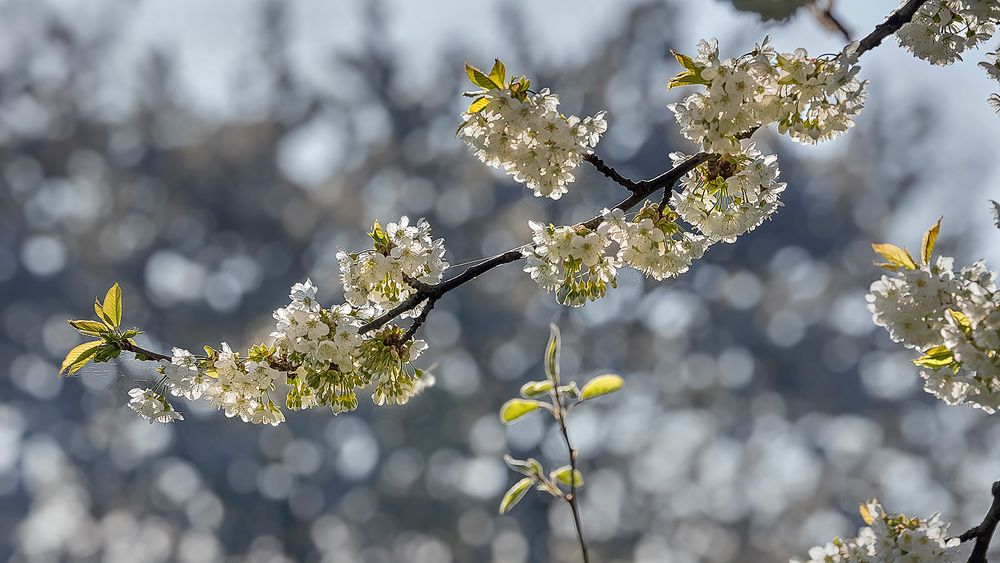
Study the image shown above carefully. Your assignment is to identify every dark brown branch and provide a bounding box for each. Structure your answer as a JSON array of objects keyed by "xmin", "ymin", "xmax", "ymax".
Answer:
[
  {"xmin": 959, "ymin": 481, "xmax": 1000, "ymax": 563},
  {"xmin": 120, "ymin": 341, "xmax": 170, "ymax": 362},
  {"xmin": 856, "ymin": 0, "xmax": 927, "ymax": 56},
  {"xmin": 119, "ymin": 339, "xmax": 293, "ymax": 372},
  {"xmin": 584, "ymin": 153, "xmax": 643, "ymax": 192},
  {"xmin": 398, "ymin": 296, "xmax": 438, "ymax": 345}
]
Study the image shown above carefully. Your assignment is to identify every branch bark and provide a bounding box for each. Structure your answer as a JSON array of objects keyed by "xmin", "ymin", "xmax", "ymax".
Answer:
[
  {"xmin": 960, "ymin": 481, "xmax": 1000, "ymax": 563},
  {"xmin": 856, "ymin": 0, "xmax": 926, "ymax": 56}
]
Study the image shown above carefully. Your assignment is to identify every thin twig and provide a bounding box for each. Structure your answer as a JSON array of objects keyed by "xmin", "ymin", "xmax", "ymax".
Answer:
[
  {"xmin": 554, "ymin": 390, "xmax": 590, "ymax": 563},
  {"xmin": 959, "ymin": 481, "xmax": 1000, "ymax": 563},
  {"xmin": 811, "ymin": 0, "xmax": 853, "ymax": 42},
  {"xmin": 584, "ymin": 153, "xmax": 642, "ymax": 192}
]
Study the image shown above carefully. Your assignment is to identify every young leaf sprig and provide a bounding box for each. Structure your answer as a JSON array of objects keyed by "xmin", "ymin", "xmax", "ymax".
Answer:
[
  {"xmin": 61, "ymin": 283, "xmax": 143, "ymax": 375},
  {"xmin": 497, "ymin": 323, "xmax": 623, "ymax": 562}
]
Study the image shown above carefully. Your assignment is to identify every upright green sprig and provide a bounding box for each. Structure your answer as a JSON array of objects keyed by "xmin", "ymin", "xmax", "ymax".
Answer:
[
  {"xmin": 498, "ymin": 323, "xmax": 625, "ymax": 563},
  {"xmin": 61, "ymin": 283, "xmax": 143, "ymax": 375}
]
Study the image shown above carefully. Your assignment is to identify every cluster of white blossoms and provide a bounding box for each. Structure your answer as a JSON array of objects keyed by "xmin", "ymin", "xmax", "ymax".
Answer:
[
  {"xmin": 521, "ymin": 140, "xmax": 783, "ymax": 304},
  {"xmin": 524, "ymin": 204, "xmax": 715, "ymax": 303},
  {"xmin": 670, "ymin": 141, "xmax": 786, "ymax": 242},
  {"xmin": 458, "ymin": 60, "xmax": 607, "ymax": 199},
  {"xmin": 793, "ymin": 499, "xmax": 959, "ymax": 563},
  {"xmin": 867, "ymin": 217, "xmax": 1000, "ymax": 412},
  {"xmin": 897, "ymin": 0, "xmax": 1000, "ymax": 65},
  {"xmin": 127, "ymin": 387, "xmax": 184, "ymax": 423},
  {"xmin": 604, "ymin": 206, "xmax": 709, "ymax": 281},
  {"xmin": 126, "ymin": 274, "xmax": 435, "ymax": 424},
  {"xmin": 668, "ymin": 36, "xmax": 867, "ymax": 153},
  {"xmin": 523, "ymin": 221, "xmax": 619, "ymax": 307},
  {"xmin": 337, "ymin": 217, "xmax": 448, "ymax": 318}
]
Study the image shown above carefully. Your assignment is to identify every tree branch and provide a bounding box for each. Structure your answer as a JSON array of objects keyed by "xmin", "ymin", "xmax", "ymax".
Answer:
[
  {"xmin": 856, "ymin": 0, "xmax": 927, "ymax": 56},
  {"xmin": 959, "ymin": 481, "xmax": 1000, "ymax": 563},
  {"xmin": 109, "ymin": 0, "xmax": 931, "ymax": 367}
]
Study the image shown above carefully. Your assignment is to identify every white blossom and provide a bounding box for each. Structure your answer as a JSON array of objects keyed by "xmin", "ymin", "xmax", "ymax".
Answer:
[
  {"xmin": 522, "ymin": 221, "xmax": 619, "ymax": 307},
  {"xmin": 792, "ymin": 499, "xmax": 959, "ymax": 562},
  {"xmin": 604, "ymin": 206, "xmax": 710, "ymax": 281},
  {"xmin": 127, "ymin": 388, "xmax": 183, "ymax": 423},
  {"xmin": 338, "ymin": 217, "xmax": 448, "ymax": 318},
  {"xmin": 897, "ymin": 0, "xmax": 1000, "ymax": 65},
  {"xmin": 459, "ymin": 88, "xmax": 607, "ymax": 199},
  {"xmin": 867, "ymin": 214, "xmax": 1000, "ymax": 412},
  {"xmin": 866, "ymin": 256, "xmax": 960, "ymax": 351},
  {"xmin": 669, "ymin": 37, "xmax": 867, "ymax": 152},
  {"xmin": 670, "ymin": 141, "xmax": 786, "ymax": 243},
  {"xmin": 162, "ymin": 347, "xmax": 212, "ymax": 400}
]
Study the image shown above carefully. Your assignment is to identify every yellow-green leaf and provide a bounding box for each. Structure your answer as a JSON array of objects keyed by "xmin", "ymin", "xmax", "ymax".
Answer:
[
  {"xmin": 102, "ymin": 283, "xmax": 123, "ymax": 328},
  {"xmin": 579, "ymin": 374, "xmax": 624, "ymax": 401},
  {"xmin": 545, "ymin": 323, "xmax": 561, "ymax": 385},
  {"xmin": 913, "ymin": 345, "xmax": 955, "ymax": 369},
  {"xmin": 467, "ymin": 96, "xmax": 490, "ymax": 114},
  {"xmin": 488, "ymin": 58, "xmax": 506, "ymax": 87},
  {"xmin": 859, "ymin": 501, "xmax": 876, "ymax": 525},
  {"xmin": 520, "ymin": 380, "xmax": 554, "ymax": 398},
  {"xmin": 68, "ymin": 319, "xmax": 108, "ymax": 336},
  {"xmin": 921, "ymin": 217, "xmax": 942, "ymax": 265},
  {"xmin": 504, "ymin": 454, "xmax": 543, "ymax": 477},
  {"xmin": 668, "ymin": 70, "xmax": 710, "ymax": 90},
  {"xmin": 94, "ymin": 299, "xmax": 112, "ymax": 326},
  {"xmin": 551, "ymin": 465, "xmax": 584, "ymax": 488},
  {"xmin": 672, "ymin": 50, "xmax": 698, "ymax": 70},
  {"xmin": 465, "ymin": 62, "xmax": 501, "ymax": 90},
  {"xmin": 500, "ymin": 399, "xmax": 543, "ymax": 424},
  {"xmin": 871, "ymin": 243, "xmax": 917, "ymax": 271},
  {"xmin": 60, "ymin": 340, "xmax": 102, "ymax": 375},
  {"xmin": 499, "ymin": 477, "xmax": 533, "ymax": 514},
  {"xmin": 948, "ymin": 309, "xmax": 972, "ymax": 334}
]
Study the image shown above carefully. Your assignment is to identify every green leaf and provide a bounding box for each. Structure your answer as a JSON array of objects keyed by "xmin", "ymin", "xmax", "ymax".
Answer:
[
  {"xmin": 871, "ymin": 243, "xmax": 917, "ymax": 271},
  {"xmin": 500, "ymin": 399, "xmax": 543, "ymax": 424},
  {"xmin": 579, "ymin": 374, "xmax": 624, "ymax": 401},
  {"xmin": 465, "ymin": 62, "xmax": 501, "ymax": 90},
  {"xmin": 499, "ymin": 477, "xmax": 533, "ymax": 514},
  {"xmin": 60, "ymin": 340, "xmax": 102, "ymax": 375},
  {"xmin": 667, "ymin": 70, "xmax": 710, "ymax": 90},
  {"xmin": 545, "ymin": 323, "xmax": 561, "ymax": 385},
  {"xmin": 551, "ymin": 465, "xmax": 584, "ymax": 488},
  {"xmin": 921, "ymin": 217, "xmax": 942, "ymax": 266},
  {"xmin": 520, "ymin": 380, "xmax": 554, "ymax": 398},
  {"xmin": 504, "ymin": 454, "xmax": 543, "ymax": 477},
  {"xmin": 94, "ymin": 299, "xmax": 113, "ymax": 327},
  {"xmin": 488, "ymin": 58, "xmax": 506, "ymax": 87},
  {"xmin": 948, "ymin": 309, "xmax": 973, "ymax": 334},
  {"xmin": 102, "ymin": 283, "xmax": 123, "ymax": 328},
  {"xmin": 672, "ymin": 50, "xmax": 698, "ymax": 70},
  {"xmin": 913, "ymin": 345, "xmax": 956, "ymax": 369},
  {"xmin": 68, "ymin": 319, "xmax": 108, "ymax": 336},
  {"xmin": 467, "ymin": 96, "xmax": 490, "ymax": 114}
]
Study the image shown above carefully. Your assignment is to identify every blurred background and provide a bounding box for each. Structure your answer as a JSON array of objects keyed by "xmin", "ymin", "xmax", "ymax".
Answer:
[{"xmin": 3, "ymin": 0, "xmax": 1000, "ymax": 561}]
